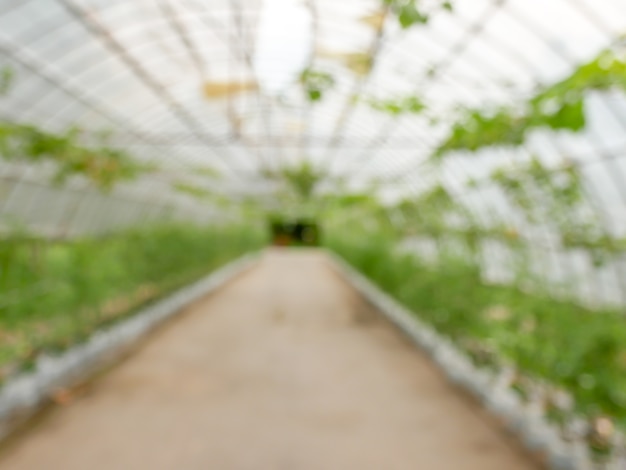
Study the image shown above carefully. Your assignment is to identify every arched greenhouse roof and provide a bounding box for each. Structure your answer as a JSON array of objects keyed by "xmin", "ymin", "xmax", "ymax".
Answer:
[
  {"xmin": 7, "ymin": 3, "xmax": 626, "ymax": 465},
  {"xmin": 2, "ymin": 0, "xmax": 626, "ymax": 306}
]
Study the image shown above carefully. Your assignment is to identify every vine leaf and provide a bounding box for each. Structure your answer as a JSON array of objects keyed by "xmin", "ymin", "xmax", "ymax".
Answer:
[
  {"xmin": 398, "ymin": 3, "xmax": 429, "ymax": 28},
  {"xmin": 299, "ymin": 68, "xmax": 335, "ymax": 102}
]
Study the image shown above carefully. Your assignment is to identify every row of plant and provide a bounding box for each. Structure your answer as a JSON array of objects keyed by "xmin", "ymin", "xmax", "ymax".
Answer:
[
  {"xmin": 281, "ymin": 117, "xmax": 626, "ymax": 462},
  {"xmin": 264, "ymin": 154, "xmax": 624, "ymax": 292},
  {"xmin": 0, "ymin": 223, "xmax": 264, "ymax": 382},
  {"xmin": 326, "ymin": 228, "xmax": 626, "ymax": 462},
  {"xmin": 0, "ymin": 69, "xmax": 268, "ymax": 392}
]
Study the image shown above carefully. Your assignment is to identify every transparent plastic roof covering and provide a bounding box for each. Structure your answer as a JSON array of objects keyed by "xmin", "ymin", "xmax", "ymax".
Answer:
[{"xmin": 2, "ymin": 0, "xmax": 626, "ymax": 243}]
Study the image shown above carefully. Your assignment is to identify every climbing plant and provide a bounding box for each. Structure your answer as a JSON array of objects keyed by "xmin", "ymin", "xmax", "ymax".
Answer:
[
  {"xmin": 383, "ymin": 0, "xmax": 453, "ymax": 29},
  {"xmin": 277, "ymin": 160, "xmax": 327, "ymax": 200},
  {"xmin": 0, "ymin": 123, "xmax": 151, "ymax": 190},
  {"xmin": 488, "ymin": 158, "xmax": 626, "ymax": 266},
  {"xmin": 0, "ymin": 66, "xmax": 13, "ymax": 95},
  {"xmin": 0, "ymin": 223, "xmax": 264, "ymax": 379},
  {"xmin": 299, "ymin": 68, "xmax": 335, "ymax": 102},
  {"xmin": 490, "ymin": 158, "xmax": 584, "ymax": 225},
  {"xmin": 432, "ymin": 49, "xmax": 626, "ymax": 159},
  {"xmin": 327, "ymin": 228, "xmax": 626, "ymax": 459},
  {"xmin": 392, "ymin": 184, "xmax": 457, "ymax": 234},
  {"xmin": 387, "ymin": 183, "xmax": 499, "ymax": 259}
]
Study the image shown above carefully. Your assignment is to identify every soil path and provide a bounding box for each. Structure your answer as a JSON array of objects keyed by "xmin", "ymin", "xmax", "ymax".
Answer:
[{"xmin": 0, "ymin": 249, "xmax": 540, "ymax": 470}]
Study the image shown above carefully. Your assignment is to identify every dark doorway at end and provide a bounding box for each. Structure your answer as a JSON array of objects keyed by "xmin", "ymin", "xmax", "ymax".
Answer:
[{"xmin": 269, "ymin": 219, "xmax": 320, "ymax": 247}]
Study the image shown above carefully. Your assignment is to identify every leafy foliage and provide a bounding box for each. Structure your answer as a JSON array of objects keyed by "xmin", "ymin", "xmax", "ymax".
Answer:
[
  {"xmin": 488, "ymin": 158, "xmax": 624, "ymax": 266},
  {"xmin": 367, "ymin": 95, "xmax": 426, "ymax": 115},
  {"xmin": 533, "ymin": 50, "xmax": 626, "ymax": 102},
  {"xmin": 328, "ymin": 229, "xmax": 626, "ymax": 433},
  {"xmin": 172, "ymin": 181, "xmax": 232, "ymax": 209},
  {"xmin": 324, "ymin": 192, "xmax": 379, "ymax": 209},
  {"xmin": 433, "ymin": 49, "xmax": 626, "ymax": 159},
  {"xmin": 490, "ymin": 159, "xmax": 583, "ymax": 224},
  {"xmin": 392, "ymin": 184, "xmax": 458, "ymax": 234},
  {"xmin": 278, "ymin": 160, "xmax": 327, "ymax": 200},
  {"xmin": 383, "ymin": 0, "xmax": 453, "ymax": 29},
  {"xmin": 0, "ymin": 73, "xmax": 150, "ymax": 190},
  {"xmin": 433, "ymin": 100, "xmax": 585, "ymax": 158},
  {"xmin": 0, "ymin": 123, "xmax": 151, "ymax": 190},
  {"xmin": 299, "ymin": 68, "xmax": 335, "ymax": 102}
]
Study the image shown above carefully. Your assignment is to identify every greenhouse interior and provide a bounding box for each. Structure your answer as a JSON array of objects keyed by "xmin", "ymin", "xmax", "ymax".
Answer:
[{"xmin": 1, "ymin": 0, "xmax": 626, "ymax": 468}]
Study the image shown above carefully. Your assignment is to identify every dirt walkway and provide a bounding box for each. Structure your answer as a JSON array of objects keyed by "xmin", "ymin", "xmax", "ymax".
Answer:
[{"xmin": 0, "ymin": 250, "xmax": 540, "ymax": 470}]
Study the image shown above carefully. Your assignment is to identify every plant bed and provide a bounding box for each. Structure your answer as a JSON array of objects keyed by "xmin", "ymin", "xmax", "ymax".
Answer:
[
  {"xmin": 0, "ymin": 223, "xmax": 263, "ymax": 379},
  {"xmin": 0, "ymin": 253, "xmax": 258, "ymax": 442},
  {"xmin": 327, "ymin": 233, "xmax": 626, "ymax": 469}
]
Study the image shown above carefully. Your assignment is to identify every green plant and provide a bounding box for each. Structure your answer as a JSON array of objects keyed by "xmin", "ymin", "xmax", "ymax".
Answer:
[
  {"xmin": 490, "ymin": 159, "xmax": 583, "ymax": 223},
  {"xmin": 433, "ymin": 49, "xmax": 626, "ymax": 159},
  {"xmin": 326, "ymin": 229, "xmax": 626, "ymax": 432},
  {"xmin": 299, "ymin": 68, "xmax": 335, "ymax": 102},
  {"xmin": 0, "ymin": 224, "xmax": 264, "ymax": 380},
  {"xmin": 278, "ymin": 160, "xmax": 327, "ymax": 200},
  {"xmin": 487, "ymin": 158, "xmax": 624, "ymax": 266},
  {"xmin": 0, "ymin": 123, "xmax": 151, "ymax": 190},
  {"xmin": 388, "ymin": 184, "xmax": 479, "ymax": 246},
  {"xmin": 0, "ymin": 73, "xmax": 151, "ymax": 190}
]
